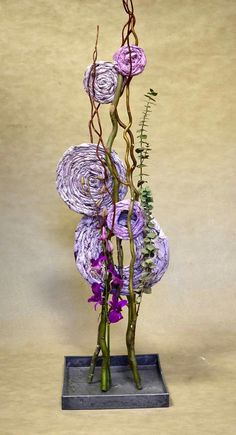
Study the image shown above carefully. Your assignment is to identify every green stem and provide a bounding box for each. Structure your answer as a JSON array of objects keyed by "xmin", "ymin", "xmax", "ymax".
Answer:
[
  {"xmin": 98, "ymin": 305, "xmax": 110, "ymax": 391},
  {"xmin": 105, "ymin": 74, "xmax": 123, "ymax": 203},
  {"xmin": 107, "ymin": 321, "xmax": 111, "ymax": 385},
  {"xmin": 88, "ymin": 339, "xmax": 101, "ymax": 383},
  {"xmin": 121, "ymin": 82, "xmax": 142, "ymax": 390},
  {"xmin": 126, "ymin": 296, "xmax": 141, "ymax": 388},
  {"xmin": 126, "ymin": 200, "xmax": 142, "ymax": 390},
  {"xmin": 94, "ymin": 74, "xmax": 124, "ymax": 392},
  {"xmin": 138, "ymin": 100, "xmax": 151, "ymax": 184},
  {"xmin": 116, "ymin": 237, "xmax": 124, "ymax": 273},
  {"xmin": 106, "ymin": 75, "xmax": 125, "ymax": 274},
  {"xmin": 107, "ymin": 74, "xmax": 123, "ymax": 152}
]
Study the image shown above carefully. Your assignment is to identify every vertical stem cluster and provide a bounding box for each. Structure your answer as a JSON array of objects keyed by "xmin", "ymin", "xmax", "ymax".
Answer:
[
  {"xmin": 122, "ymin": 83, "xmax": 142, "ymax": 389},
  {"xmin": 99, "ymin": 271, "xmax": 110, "ymax": 391},
  {"xmin": 88, "ymin": 0, "xmax": 143, "ymax": 392}
]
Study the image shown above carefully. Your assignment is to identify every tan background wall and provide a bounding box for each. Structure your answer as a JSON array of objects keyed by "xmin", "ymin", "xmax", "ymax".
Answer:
[{"xmin": 0, "ymin": 1, "xmax": 235, "ymax": 434}]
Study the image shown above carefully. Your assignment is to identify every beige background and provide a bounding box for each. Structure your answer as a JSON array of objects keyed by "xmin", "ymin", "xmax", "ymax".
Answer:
[{"xmin": 0, "ymin": 0, "xmax": 236, "ymax": 434}]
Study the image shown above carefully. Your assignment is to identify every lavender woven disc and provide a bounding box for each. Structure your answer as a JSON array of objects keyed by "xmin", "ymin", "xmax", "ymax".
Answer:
[
  {"xmin": 106, "ymin": 199, "xmax": 145, "ymax": 240},
  {"xmin": 113, "ymin": 45, "xmax": 147, "ymax": 77},
  {"xmin": 56, "ymin": 143, "xmax": 127, "ymax": 216},
  {"xmin": 74, "ymin": 216, "xmax": 169, "ymax": 295},
  {"xmin": 83, "ymin": 61, "xmax": 119, "ymax": 104}
]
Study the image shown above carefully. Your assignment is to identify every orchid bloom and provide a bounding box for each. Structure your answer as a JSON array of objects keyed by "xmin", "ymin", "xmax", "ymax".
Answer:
[
  {"xmin": 108, "ymin": 294, "xmax": 128, "ymax": 323},
  {"xmin": 99, "ymin": 226, "xmax": 113, "ymax": 252},
  {"xmin": 88, "ymin": 282, "xmax": 103, "ymax": 310},
  {"xmin": 108, "ymin": 264, "xmax": 123, "ymax": 288},
  {"xmin": 100, "ymin": 226, "xmax": 108, "ymax": 241},
  {"xmin": 90, "ymin": 252, "xmax": 107, "ymax": 273}
]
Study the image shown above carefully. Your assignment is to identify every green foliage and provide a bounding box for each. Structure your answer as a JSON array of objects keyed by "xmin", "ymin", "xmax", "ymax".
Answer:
[
  {"xmin": 137, "ymin": 185, "xmax": 159, "ymax": 296},
  {"xmin": 135, "ymin": 89, "xmax": 158, "ymax": 188},
  {"xmin": 135, "ymin": 89, "xmax": 159, "ymax": 297}
]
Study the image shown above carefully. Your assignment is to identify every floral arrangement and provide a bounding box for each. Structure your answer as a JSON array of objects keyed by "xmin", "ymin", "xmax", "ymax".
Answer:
[{"xmin": 56, "ymin": 0, "xmax": 169, "ymax": 392}]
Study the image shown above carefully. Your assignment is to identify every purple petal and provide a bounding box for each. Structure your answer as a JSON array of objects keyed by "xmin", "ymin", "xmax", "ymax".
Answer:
[
  {"xmin": 100, "ymin": 226, "xmax": 108, "ymax": 241},
  {"xmin": 91, "ymin": 282, "xmax": 103, "ymax": 295},
  {"xmin": 112, "ymin": 275, "xmax": 123, "ymax": 287},
  {"xmin": 94, "ymin": 301, "xmax": 102, "ymax": 310},
  {"xmin": 108, "ymin": 263, "xmax": 114, "ymax": 273},
  {"xmin": 91, "ymin": 258, "xmax": 100, "ymax": 267},
  {"xmin": 118, "ymin": 299, "xmax": 128, "ymax": 309},
  {"xmin": 108, "ymin": 310, "xmax": 123, "ymax": 323},
  {"xmin": 98, "ymin": 252, "xmax": 107, "ymax": 262},
  {"xmin": 88, "ymin": 295, "xmax": 96, "ymax": 303}
]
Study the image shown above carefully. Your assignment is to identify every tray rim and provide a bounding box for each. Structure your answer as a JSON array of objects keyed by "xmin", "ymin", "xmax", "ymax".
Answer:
[{"xmin": 62, "ymin": 353, "xmax": 169, "ymax": 399}]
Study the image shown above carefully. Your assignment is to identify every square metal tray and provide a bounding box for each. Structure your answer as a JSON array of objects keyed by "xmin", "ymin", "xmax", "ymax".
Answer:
[{"xmin": 62, "ymin": 354, "xmax": 169, "ymax": 410}]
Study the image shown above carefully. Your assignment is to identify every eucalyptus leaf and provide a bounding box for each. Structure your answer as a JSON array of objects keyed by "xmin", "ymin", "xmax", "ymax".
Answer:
[
  {"xmin": 144, "ymin": 258, "xmax": 153, "ymax": 265},
  {"xmin": 147, "ymin": 245, "xmax": 155, "ymax": 253},
  {"xmin": 135, "ymin": 147, "xmax": 145, "ymax": 153},
  {"xmin": 145, "ymin": 94, "xmax": 156, "ymax": 102},
  {"xmin": 147, "ymin": 232, "xmax": 156, "ymax": 239},
  {"xmin": 141, "ymin": 261, "xmax": 148, "ymax": 268},
  {"xmin": 137, "ymin": 180, "xmax": 147, "ymax": 187},
  {"xmin": 149, "ymin": 89, "xmax": 158, "ymax": 96}
]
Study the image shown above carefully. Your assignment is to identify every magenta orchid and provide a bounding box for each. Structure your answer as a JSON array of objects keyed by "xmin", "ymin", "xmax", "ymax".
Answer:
[
  {"xmin": 108, "ymin": 294, "xmax": 128, "ymax": 323},
  {"xmin": 108, "ymin": 264, "xmax": 123, "ymax": 288},
  {"xmin": 99, "ymin": 225, "xmax": 114, "ymax": 252},
  {"xmin": 88, "ymin": 282, "xmax": 103, "ymax": 310},
  {"xmin": 100, "ymin": 226, "xmax": 108, "ymax": 241},
  {"xmin": 90, "ymin": 252, "xmax": 107, "ymax": 273}
]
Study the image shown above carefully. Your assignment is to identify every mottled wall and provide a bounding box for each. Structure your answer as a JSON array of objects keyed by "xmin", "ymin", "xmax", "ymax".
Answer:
[{"xmin": 0, "ymin": 1, "xmax": 235, "ymax": 433}]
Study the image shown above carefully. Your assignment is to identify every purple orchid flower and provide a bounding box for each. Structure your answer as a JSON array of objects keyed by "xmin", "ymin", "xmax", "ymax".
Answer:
[
  {"xmin": 90, "ymin": 252, "xmax": 107, "ymax": 273},
  {"xmin": 108, "ymin": 264, "xmax": 123, "ymax": 288},
  {"xmin": 99, "ymin": 226, "xmax": 113, "ymax": 252},
  {"xmin": 100, "ymin": 226, "xmax": 108, "ymax": 241},
  {"xmin": 108, "ymin": 295, "xmax": 128, "ymax": 323},
  {"xmin": 88, "ymin": 282, "xmax": 103, "ymax": 310}
]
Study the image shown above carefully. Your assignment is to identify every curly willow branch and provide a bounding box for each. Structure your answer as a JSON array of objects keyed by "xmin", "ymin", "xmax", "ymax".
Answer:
[
  {"xmin": 119, "ymin": 0, "xmax": 142, "ymax": 390},
  {"xmin": 121, "ymin": 0, "xmax": 138, "ymax": 46},
  {"xmin": 87, "ymin": 0, "xmax": 143, "ymax": 391},
  {"xmin": 88, "ymin": 27, "xmax": 129, "ymax": 203}
]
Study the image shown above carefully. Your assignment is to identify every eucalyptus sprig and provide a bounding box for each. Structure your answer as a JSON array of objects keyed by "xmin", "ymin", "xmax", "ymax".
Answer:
[
  {"xmin": 137, "ymin": 186, "xmax": 158, "ymax": 298},
  {"xmin": 136, "ymin": 88, "xmax": 158, "ymax": 188},
  {"xmin": 135, "ymin": 89, "xmax": 158, "ymax": 304}
]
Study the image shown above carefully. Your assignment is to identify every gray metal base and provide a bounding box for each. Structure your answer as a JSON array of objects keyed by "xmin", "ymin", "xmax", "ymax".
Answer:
[{"xmin": 62, "ymin": 354, "xmax": 169, "ymax": 410}]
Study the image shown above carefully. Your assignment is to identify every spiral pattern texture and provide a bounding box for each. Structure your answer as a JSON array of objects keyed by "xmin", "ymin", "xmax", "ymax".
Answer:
[
  {"xmin": 83, "ymin": 61, "xmax": 119, "ymax": 104},
  {"xmin": 56, "ymin": 143, "xmax": 127, "ymax": 216},
  {"xmin": 113, "ymin": 45, "xmax": 147, "ymax": 77},
  {"xmin": 106, "ymin": 199, "xmax": 145, "ymax": 240}
]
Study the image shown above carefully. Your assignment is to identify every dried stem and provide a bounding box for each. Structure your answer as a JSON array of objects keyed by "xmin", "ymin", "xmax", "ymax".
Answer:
[{"xmin": 122, "ymin": 83, "xmax": 142, "ymax": 389}]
